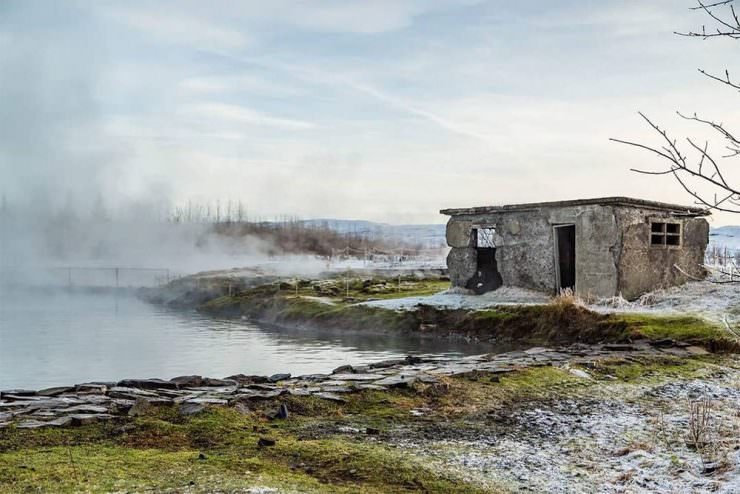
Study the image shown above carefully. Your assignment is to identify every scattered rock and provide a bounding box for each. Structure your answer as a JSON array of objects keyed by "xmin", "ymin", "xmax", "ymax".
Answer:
[
  {"xmin": 568, "ymin": 368, "xmax": 593, "ymax": 380},
  {"xmin": 319, "ymin": 385, "xmax": 354, "ymax": 393},
  {"xmin": 183, "ymin": 397, "xmax": 227, "ymax": 405},
  {"xmin": 117, "ymin": 378, "xmax": 179, "ymax": 390},
  {"xmin": 225, "ymin": 374, "xmax": 269, "ymax": 385},
  {"xmin": 330, "ymin": 373, "xmax": 384, "ymax": 381},
  {"xmin": 603, "ymin": 344, "xmax": 636, "ymax": 351},
  {"xmin": 75, "ymin": 383, "xmax": 108, "ymax": 394},
  {"xmin": 170, "ymin": 375, "xmax": 204, "ymax": 387},
  {"xmin": 36, "ymin": 386, "xmax": 75, "ymax": 397},
  {"xmin": 198, "ymin": 452, "xmax": 208, "ymax": 460},
  {"xmin": 332, "ymin": 365, "xmax": 354, "ymax": 374},
  {"xmin": 649, "ymin": 338, "xmax": 675, "ymax": 348},
  {"xmin": 374, "ymin": 375, "xmax": 417, "ymax": 388},
  {"xmin": 314, "ymin": 392, "xmax": 346, "ymax": 403},
  {"xmin": 203, "ymin": 377, "xmax": 236, "ymax": 387},
  {"xmin": 258, "ymin": 437, "xmax": 276, "ymax": 447},
  {"xmin": 179, "ymin": 402, "xmax": 206, "ymax": 416},
  {"xmin": 0, "ymin": 389, "xmax": 36, "ymax": 398},
  {"xmin": 365, "ymin": 427, "xmax": 380, "ymax": 435},
  {"xmin": 64, "ymin": 404, "xmax": 109, "ymax": 414},
  {"xmin": 46, "ymin": 416, "xmax": 73, "ymax": 427},
  {"xmin": 70, "ymin": 414, "xmax": 111, "ymax": 426},
  {"xmin": 16, "ymin": 420, "xmax": 50, "ymax": 429},
  {"xmin": 368, "ymin": 359, "xmax": 405, "ymax": 369},
  {"xmin": 108, "ymin": 386, "xmax": 159, "ymax": 400},
  {"xmin": 686, "ymin": 345, "xmax": 710, "ymax": 355},
  {"xmin": 268, "ymin": 373, "xmax": 291, "ymax": 383},
  {"xmin": 233, "ymin": 390, "xmax": 287, "ymax": 402},
  {"xmin": 276, "ymin": 403, "xmax": 289, "ymax": 420}
]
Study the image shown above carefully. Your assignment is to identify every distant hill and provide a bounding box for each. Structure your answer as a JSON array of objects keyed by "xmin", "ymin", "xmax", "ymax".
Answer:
[
  {"xmin": 299, "ymin": 219, "xmax": 446, "ymax": 249},
  {"xmin": 709, "ymin": 225, "xmax": 740, "ymax": 254}
]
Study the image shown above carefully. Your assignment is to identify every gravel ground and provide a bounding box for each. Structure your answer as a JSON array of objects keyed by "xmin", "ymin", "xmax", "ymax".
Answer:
[{"xmin": 395, "ymin": 365, "xmax": 740, "ymax": 493}]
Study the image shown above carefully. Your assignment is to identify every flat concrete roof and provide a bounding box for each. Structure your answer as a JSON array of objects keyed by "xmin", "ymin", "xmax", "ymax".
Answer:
[{"xmin": 440, "ymin": 196, "xmax": 709, "ymax": 217}]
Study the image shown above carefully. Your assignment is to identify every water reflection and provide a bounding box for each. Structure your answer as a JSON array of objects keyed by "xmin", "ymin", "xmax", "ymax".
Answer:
[{"xmin": 0, "ymin": 289, "xmax": 493, "ymax": 389}]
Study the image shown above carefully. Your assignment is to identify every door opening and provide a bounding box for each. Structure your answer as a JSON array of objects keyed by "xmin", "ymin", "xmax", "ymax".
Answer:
[
  {"xmin": 467, "ymin": 228, "xmax": 503, "ymax": 294},
  {"xmin": 554, "ymin": 225, "xmax": 576, "ymax": 291}
]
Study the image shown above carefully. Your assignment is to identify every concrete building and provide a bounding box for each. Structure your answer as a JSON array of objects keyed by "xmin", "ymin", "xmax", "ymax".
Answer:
[{"xmin": 441, "ymin": 197, "xmax": 710, "ymax": 300}]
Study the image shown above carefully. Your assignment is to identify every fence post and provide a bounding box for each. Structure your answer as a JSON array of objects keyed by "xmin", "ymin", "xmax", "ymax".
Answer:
[{"xmin": 115, "ymin": 267, "xmax": 119, "ymax": 289}]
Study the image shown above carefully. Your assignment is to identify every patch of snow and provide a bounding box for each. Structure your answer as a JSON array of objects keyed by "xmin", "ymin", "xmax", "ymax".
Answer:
[
  {"xmin": 358, "ymin": 286, "xmax": 550, "ymax": 310},
  {"xmin": 589, "ymin": 280, "xmax": 740, "ymax": 325}
]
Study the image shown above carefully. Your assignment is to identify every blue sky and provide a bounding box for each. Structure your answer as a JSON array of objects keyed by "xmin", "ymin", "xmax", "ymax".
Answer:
[{"xmin": 1, "ymin": 0, "xmax": 738, "ymax": 224}]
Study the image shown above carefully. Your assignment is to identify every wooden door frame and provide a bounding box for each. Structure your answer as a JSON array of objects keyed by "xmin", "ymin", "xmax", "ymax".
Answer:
[{"xmin": 552, "ymin": 224, "xmax": 576, "ymax": 293}]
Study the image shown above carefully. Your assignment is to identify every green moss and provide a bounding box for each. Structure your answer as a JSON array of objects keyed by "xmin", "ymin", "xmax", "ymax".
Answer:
[
  {"xmin": 0, "ymin": 405, "xmax": 491, "ymax": 494},
  {"xmin": 590, "ymin": 355, "xmax": 715, "ymax": 383},
  {"xmin": 618, "ymin": 314, "xmax": 723, "ymax": 341}
]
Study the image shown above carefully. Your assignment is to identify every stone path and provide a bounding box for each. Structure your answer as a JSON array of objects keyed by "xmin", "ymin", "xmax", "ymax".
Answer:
[{"xmin": 0, "ymin": 340, "xmax": 707, "ymax": 429}]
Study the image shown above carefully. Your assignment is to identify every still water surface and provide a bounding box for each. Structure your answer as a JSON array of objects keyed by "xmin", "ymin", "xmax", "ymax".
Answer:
[{"xmin": 0, "ymin": 289, "xmax": 492, "ymax": 389}]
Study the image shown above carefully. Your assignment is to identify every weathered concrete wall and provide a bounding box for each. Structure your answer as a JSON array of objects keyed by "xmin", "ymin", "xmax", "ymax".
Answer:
[
  {"xmin": 445, "ymin": 204, "xmax": 621, "ymax": 297},
  {"xmin": 615, "ymin": 208, "xmax": 709, "ymax": 300},
  {"xmin": 446, "ymin": 247, "xmax": 477, "ymax": 287}
]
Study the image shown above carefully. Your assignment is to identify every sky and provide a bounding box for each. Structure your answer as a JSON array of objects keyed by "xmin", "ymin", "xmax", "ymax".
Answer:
[{"xmin": 1, "ymin": 0, "xmax": 739, "ymax": 225}]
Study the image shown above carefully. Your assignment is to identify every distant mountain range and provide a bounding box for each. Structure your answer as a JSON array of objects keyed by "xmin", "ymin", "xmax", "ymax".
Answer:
[
  {"xmin": 709, "ymin": 225, "xmax": 740, "ymax": 253},
  {"xmin": 303, "ymin": 219, "xmax": 740, "ymax": 253}
]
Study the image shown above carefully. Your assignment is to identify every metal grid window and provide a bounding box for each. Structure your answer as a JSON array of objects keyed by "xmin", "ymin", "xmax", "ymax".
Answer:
[
  {"xmin": 650, "ymin": 222, "xmax": 681, "ymax": 247},
  {"xmin": 475, "ymin": 228, "xmax": 496, "ymax": 248}
]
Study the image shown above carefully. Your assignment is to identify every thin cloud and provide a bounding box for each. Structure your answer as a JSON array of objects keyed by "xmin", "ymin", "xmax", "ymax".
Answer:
[
  {"xmin": 184, "ymin": 103, "xmax": 316, "ymax": 130},
  {"xmin": 107, "ymin": 8, "xmax": 250, "ymax": 50}
]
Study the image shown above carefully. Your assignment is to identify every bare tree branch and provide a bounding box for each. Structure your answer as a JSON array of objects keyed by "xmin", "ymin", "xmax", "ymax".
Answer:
[{"xmin": 612, "ymin": 1, "xmax": 740, "ymax": 218}]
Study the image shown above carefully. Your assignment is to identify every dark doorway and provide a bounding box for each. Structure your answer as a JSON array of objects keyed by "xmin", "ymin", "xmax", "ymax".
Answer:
[
  {"xmin": 466, "ymin": 228, "xmax": 503, "ymax": 294},
  {"xmin": 555, "ymin": 225, "xmax": 576, "ymax": 291}
]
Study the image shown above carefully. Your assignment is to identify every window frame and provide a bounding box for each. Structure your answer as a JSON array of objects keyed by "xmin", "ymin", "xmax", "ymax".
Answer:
[
  {"xmin": 649, "ymin": 220, "xmax": 682, "ymax": 248},
  {"xmin": 471, "ymin": 226, "xmax": 497, "ymax": 248}
]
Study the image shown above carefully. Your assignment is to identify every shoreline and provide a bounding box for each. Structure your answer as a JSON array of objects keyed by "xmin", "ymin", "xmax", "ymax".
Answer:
[
  {"xmin": 0, "ymin": 339, "xmax": 721, "ymax": 430},
  {"xmin": 2, "ymin": 344, "xmax": 738, "ymax": 493}
]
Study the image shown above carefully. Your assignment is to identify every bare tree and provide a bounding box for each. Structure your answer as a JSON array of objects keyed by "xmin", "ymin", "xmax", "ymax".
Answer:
[{"xmin": 611, "ymin": 0, "xmax": 740, "ymax": 214}]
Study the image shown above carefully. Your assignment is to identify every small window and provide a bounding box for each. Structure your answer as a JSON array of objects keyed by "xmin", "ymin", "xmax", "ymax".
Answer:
[
  {"xmin": 474, "ymin": 228, "xmax": 496, "ymax": 248},
  {"xmin": 650, "ymin": 222, "xmax": 681, "ymax": 247}
]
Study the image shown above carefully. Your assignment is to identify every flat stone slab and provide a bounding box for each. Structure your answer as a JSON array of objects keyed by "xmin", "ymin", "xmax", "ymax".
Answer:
[
  {"xmin": 374, "ymin": 375, "xmax": 418, "ymax": 388},
  {"xmin": 330, "ymin": 374, "xmax": 385, "ymax": 381},
  {"xmin": 64, "ymin": 404, "xmax": 109, "ymax": 414},
  {"xmin": 117, "ymin": 378, "xmax": 179, "ymax": 390},
  {"xmin": 1, "ymin": 344, "xmax": 697, "ymax": 429},
  {"xmin": 314, "ymin": 392, "xmax": 346, "ymax": 402},
  {"xmin": 183, "ymin": 397, "xmax": 228, "ymax": 405},
  {"xmin": 75, "ymin": 383, "xmax": 108, "ymax": 394},
  {"xmin": 37, "ymin": 386, "xmax": 75, "ymax": 397},
  {"xmin": 233, "ymin": 390, "xmax": 287, "ymax": 402},
  {"xmin": 0, "ymin": 389, "xmax": 37, "ymax": 398},
  {"xmin": 108, "ymin": 387, "xmax": 159, "ymax": 399},
  {"xmin": 70, "ymin": 413, "xmax": 113, "ymax": 426}
]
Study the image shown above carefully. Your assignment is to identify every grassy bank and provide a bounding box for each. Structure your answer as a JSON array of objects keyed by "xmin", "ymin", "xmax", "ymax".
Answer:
[
  {"xmin": 1, "ymin": 354, "xmax": 733, "ymax": 493},
  {"xmin": 191, "ymin": 281, "xmax": 737, "ymax": 350}
]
